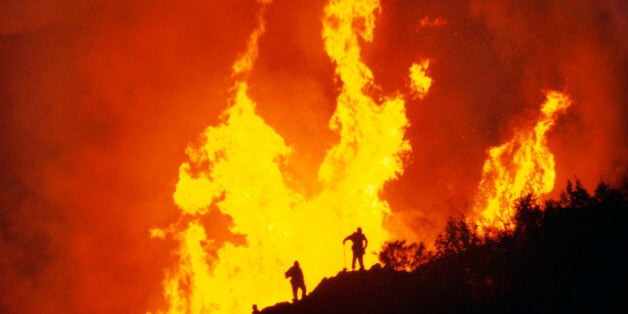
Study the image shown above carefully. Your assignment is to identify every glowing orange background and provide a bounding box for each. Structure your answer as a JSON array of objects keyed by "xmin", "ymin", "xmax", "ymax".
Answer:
[{"xmin": 0, "ymin": 0, "xmax": 625, "ymax": 312}]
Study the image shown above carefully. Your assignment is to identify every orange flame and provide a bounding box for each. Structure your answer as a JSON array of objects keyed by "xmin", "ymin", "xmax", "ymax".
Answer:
[
  {"xmin": 150, "ymin": 0, "xmax": 425, "ymax": 313},
  {"xmin": 409, "ymin": 60, "xmax": 432, "ymax": 99},
  {"xmin": 470, "ymin": 91, "xmax": 571, "ymax": 234},
  {"xmin": 418, "ymin": 17, "xmax": 448, "ymax": 28}
]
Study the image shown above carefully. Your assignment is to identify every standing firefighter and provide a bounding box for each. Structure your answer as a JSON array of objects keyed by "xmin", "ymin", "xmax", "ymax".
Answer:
[
  {"xmin": 343, "ymin": 227, "xmax": 368, "ymax": 271},
  {"xmin": 251, "ymin": 304, "xmax": 260, "ymax": 314},
  {"xmin": 284, "ymin": 261, "xmax": 306, "ymax": 302}
]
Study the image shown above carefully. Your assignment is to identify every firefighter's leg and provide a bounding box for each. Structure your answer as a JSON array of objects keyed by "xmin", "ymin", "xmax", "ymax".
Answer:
[{"xmin": 292, "ymin": 284, "xmax": 298, "ymax": 302}]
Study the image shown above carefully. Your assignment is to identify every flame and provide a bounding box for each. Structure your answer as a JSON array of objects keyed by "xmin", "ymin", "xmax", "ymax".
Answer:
[
  {"xmin": 317, "ymin": 0, "xmax": 416, "ymax": 269},
  {"xmin": 470, "ymin": 91, "xmax": 571, "ymax": 234},
  {"xmin": 151, "ymin": 0, "xmax": 422, "ymax": 313},
  {"xmin": 409, "ymin": 60, "xmax": 432, "ymax": 99},
  {"xmin": 418, "ymin": 17, "xmax": 448, "ymax": 28}
]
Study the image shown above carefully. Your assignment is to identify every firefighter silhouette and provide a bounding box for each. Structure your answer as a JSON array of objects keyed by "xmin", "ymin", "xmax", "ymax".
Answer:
[
  {"xmin": 284, "ymin": 261, "xmax": 306, "ymax": 302},
  {"xmin": 343, "ymin": 227, "xmax": 368, "ymax": 270}
]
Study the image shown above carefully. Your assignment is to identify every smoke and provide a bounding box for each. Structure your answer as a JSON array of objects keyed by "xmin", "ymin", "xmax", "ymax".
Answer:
[
  {"xmin": 0, "ymin": 0, "xmax": 625, "ymax": 312},
  {"xmin": 469, "ymin": 0, "xmax": 627, "ymax": 193}
]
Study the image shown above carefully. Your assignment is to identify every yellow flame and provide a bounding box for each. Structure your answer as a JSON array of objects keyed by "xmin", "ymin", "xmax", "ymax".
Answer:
[
  {"xmin": 409, "ymin": 60, "xmax": 432, "ymax": 99},
  {"xmin": 152, "ymin": 0, "xmax": 416, "ymax": 313},
  {"xmin": 319, "ymin": 0, "xmax": 412, "ymax": 263},
  {"xmin": 471, "ymin": 91, "xmax": 571, "ymax": 234}
]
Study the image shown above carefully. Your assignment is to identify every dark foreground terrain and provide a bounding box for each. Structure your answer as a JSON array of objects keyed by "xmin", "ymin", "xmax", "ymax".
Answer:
[{"xmin": 262, "ymin": 181, "xmax": 626, "ymax": 314}]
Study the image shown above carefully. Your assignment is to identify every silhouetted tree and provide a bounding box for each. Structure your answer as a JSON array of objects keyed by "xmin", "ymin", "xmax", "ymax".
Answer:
[
  {"xmin": 435, "ymin": 214, "xmax": 480, "ymax": 256},
  {"xmin": 560, "ymin": 178, "xmax": 592, "ymax": 209},
  {"xmin": 514, "ymin": 194, "xmax": 542, "ymax": 235},
  {"xmin": 378, "ymin": 240, "xmax": 428, "ymax": 271},
  {"xmin": 594, "ymin": 181, "xmax": 625, "ymax": 210}
]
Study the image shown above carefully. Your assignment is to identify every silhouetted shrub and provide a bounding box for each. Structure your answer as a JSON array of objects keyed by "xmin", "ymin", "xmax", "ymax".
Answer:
[
  {"xmin": 435, "ymin": 214, "xmax": 480, "ymax": 256},
  {"xmin": 378, "ymin": 240, "xmax": 428, "ymax": 271}
]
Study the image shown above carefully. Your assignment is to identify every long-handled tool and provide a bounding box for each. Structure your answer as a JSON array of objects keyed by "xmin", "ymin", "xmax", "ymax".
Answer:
[{"xmin": 343, "ymin": 242, "xmax": 347, "ymax": 271}]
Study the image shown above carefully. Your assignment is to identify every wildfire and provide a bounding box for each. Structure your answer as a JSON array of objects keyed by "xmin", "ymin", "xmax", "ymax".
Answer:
[
  {"xmin": 470, "ymin": 91, "xmax": 571, "ymax": 234},
  {"xmin": 151, "ymin": 0, "xmax": 428, "ymax": 313}
]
